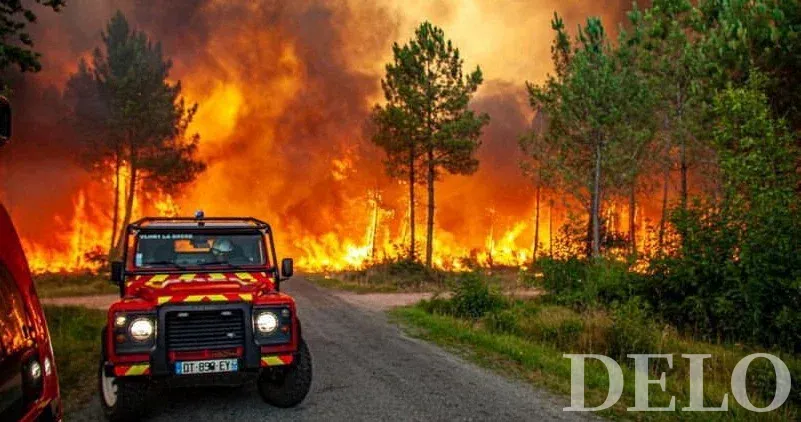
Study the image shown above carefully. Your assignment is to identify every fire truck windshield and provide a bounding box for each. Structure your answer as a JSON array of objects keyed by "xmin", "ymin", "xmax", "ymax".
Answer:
[{"xmin": 134, "ymin": 233, "xmax": 267, "ymax": 268}]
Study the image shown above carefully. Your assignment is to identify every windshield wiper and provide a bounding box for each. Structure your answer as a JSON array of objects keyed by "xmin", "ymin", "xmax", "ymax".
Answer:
[
  {"xmin": 143, "ymin": 261, "xmax": 187, "ymax": 270},
  {"xmin": 196, "ymin": 261, "xmax": 245, "ymax": 270}
]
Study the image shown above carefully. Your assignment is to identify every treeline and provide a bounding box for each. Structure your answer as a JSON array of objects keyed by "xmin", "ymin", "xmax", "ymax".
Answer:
[
  {"xmin": 523, "ymin": 0, "xmax": 801, "ymax": 352},
  {"xmin": 372, "ymin": 0, "xmax": 801, "ymax": 352}
]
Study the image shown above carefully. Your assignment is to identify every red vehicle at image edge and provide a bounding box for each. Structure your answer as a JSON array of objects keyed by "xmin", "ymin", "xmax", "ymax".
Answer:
[
  {"xmin": 0, "ymin": 98, "xmax": 63, "ymax": 421},
  {"xmin": 99, "ymin": 215, "xmax": 312, "ymax": 420}
]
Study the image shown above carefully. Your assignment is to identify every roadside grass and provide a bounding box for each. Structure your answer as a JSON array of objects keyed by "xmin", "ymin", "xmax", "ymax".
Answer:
[
  {"xmin": 391, "ymin": 302, "xmax": 801, "ymax": 421},
  {"xmin": 34, "ymin": 271, "xmax": 117, "ymax": 298},
  {"xmin": 44, "ymin": 305, "xmax": 105, "ymax": 414},
  {"xmin": 306, "ymin": 261, "xmax": 527, "ymax": 294},
  {"xmin": 305, "ymin": 273, "xmax": 406, "ymax": 293}
]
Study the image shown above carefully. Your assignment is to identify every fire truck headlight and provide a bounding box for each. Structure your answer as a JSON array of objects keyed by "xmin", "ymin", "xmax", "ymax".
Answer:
[
  {"xmin": 29, "ymin": 360, "xmax": 42, "ymax": 380},
  {"xmin": 115, "ymin": 315, "xmax": 128, "ymax": 327},
  {"xmin": 255, "ymin": 312, "xmax": 279, "ymax": 334},
  {"xmin": 130, "ymin": 318, "xmax": 155, "ymax": 341}
]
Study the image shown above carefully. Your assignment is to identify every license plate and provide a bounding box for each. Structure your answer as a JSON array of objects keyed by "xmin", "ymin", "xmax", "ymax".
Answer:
[{"xmin": 175, "ymin": 359, "xmax": 238, "ymax": 375}]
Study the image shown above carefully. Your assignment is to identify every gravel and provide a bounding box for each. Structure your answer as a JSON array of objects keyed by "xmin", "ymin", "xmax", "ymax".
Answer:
[{"xmin": 70, "ymin": 277, "xmax": 594, "ymax": 421}]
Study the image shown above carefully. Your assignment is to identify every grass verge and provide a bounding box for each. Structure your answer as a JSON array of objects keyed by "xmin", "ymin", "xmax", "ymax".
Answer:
[
  {"xmin": 305, "ymin": 273, "xmax": 406, "ymax": 293},
  {"xmin": 306, "ymin": 261, "xmax": 525, "ymax": 294},
  {"xmin": 44, "ymin": 305, "xmax": 105, "ymax": 414},
  {"xmin": 390, "ymin": 304, "xmax": 800, "ymax": 421},
  {"xmin": 34, "ymin": 272, "xmax": 118, "ymax": 298}
]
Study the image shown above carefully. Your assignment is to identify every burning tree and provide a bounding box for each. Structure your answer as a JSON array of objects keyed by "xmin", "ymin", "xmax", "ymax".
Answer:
[
  {"xmin": 524, "ymin": 16, "xmax": 652, "ymax": 258},
  {"xmin": 64, "ymin": 11, "xmax": 205, "ymax": 258},
  {"xmin": 372, "ymin": 22, "xmax": 489, "ymax": 268}
]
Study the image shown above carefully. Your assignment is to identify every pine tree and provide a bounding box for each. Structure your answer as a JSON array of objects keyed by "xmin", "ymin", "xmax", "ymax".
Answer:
[
  {"xmin": 373, "ymin": 22, "xmax": 489, "ymax": 267},
  {"xmin": 526, "ymin": 16, "xmax": 650, "ymax": 258},
  {"xmin": 65, "ymin": 12, "xmax": 205, "ymax": 258}
]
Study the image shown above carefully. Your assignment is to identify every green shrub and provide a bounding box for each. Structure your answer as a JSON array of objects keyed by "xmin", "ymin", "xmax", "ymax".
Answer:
[
  {"xmin": 534, "ymin": 257, "xmax": 587, "ymax": 295},
  {"xmin": 418, "ymin": 297, "xmax": 454, "ymax": 315},
  {"xmin": 450, "ymin": 272, "xmax": 508, "ymax": 319},
  {"xmin": 609, "ymin": 298, "xmax": 658, "ymax": 361},
  {"xmin": 531, "ymin": 257, "xmax": 637, "ymax": 310},
  {"xmin": 484, "ymin": 308, "xmax": 520, "ymax": 334},
  {"xmin": 518, "ymin": 306, "xmax": 585, "ymax": 350}
]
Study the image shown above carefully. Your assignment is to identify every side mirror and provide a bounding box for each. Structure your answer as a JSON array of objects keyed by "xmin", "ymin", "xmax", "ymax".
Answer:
[
  {"xmin": 110, "ymin": 261, "xmax": 124, "ymax": 284},
  {"xmin": 0, "ymin": 97, "xmax": 11, "ymax": 146},
  {"xmin": 281, "ymin": 258, "xmax": 294, "ymax": 279}
]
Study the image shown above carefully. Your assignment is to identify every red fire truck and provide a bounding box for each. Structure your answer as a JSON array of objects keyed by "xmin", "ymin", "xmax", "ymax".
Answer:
[{"xmin": 0, "ymin": 98, "xmax": 63, "ymax": 421}]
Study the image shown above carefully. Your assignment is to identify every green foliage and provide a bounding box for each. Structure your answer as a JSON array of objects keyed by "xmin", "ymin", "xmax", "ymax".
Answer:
[
  {"xmin": 524, "ymin": 15, "xmax": 654, "ymax": 257},
  {"xmin": 348, "ymin": 259, "xmax": 446, "ymax": 291},
  {"xmin": 0, "ymin": 0, "xmax": 64, "ymax": 83},
  {"xmin": 398, "ymin": 304, "xmax": 801, "ymax": 420},
  {"xmin": 64, "ymin": 12, "xmax": 206, "ymax": 255},
  {"xmin": 533, "ymin": 257, "xmax": 638, "ymax": 309},
  {"xmin": 449, "ymin": 272, "xmax": 508, "ymax": 320},
  {"xmin": 609, "ymin": 298, "xmax": 659, "ymax": 360},
  {"xmin": 484, "ymin": 308, "xmax": 520, "ymax": 334},
  {"xmin": 418, "ymin": 296, "xmax": 455, "ymax": 316},
  {"xmin": 699, "ymin": 0, "xmax": 801, "ymax": 130},
  {"xmin": 643, "ymin": 80, "xmax": 801, "ymax": 351},
  {"xmin": 33, "ymin": 271, "xmax": 118, "ymax": 298},
  {"xmin": 372, "ymin": 21, "xmax": 489, "ymax": 267},
  {"xmin": 44, "ymin": 306, "xmax": 106, "ymax": 413}
]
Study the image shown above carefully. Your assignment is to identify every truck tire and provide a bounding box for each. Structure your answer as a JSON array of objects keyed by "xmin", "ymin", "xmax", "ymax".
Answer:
[
  {"xmin": 98, "ymin": 330, "xmax": 149, "ymax": 421},
  {"xmin": 258, "ymin": 338, "xmax": 312, "ymax": 408}
]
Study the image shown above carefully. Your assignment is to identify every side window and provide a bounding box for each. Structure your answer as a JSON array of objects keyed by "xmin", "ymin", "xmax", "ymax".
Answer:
[{"xmin": 0, "ymin": 269, "xmax": 33, "ymax": 356}]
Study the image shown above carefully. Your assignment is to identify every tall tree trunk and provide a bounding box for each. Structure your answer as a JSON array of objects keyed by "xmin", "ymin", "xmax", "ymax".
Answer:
[
  {"xmin": 408, "ymin": 145, "xmax": 416, "ymax": 262},
  {"xmin": 115, "ymin": 161, "xmax": 137, "ymax": 255},
  {"xmin": 590, "ymin": 141, "xmax": 602, "ymax": 258},
  {"xmin": 658, "ymin": 124, "xmax": 673, "ymax": 250},
  {"xmin": 658, "ymin": 163, "xmax": 670, "ymax": 250},
  {"xmin": 629, "ymin": 182, "xmax": 637, "ymax": 258},
  {"xmin": 109, "ymin": 155, "xmax": 122, "ymax": 257},
  {"xmin": 548, "ymin": 200, "xmax": 553, "ymax": 258},
  {"xmin": 425, "ymin": 148, "xmax": 435, "ymax": 268},
  {"xmin": 370, "ymin": 190, "xmax": 379, "ymax": 261},
  {"xmin": 532, "ymin": 183, "xmax": 541, "ymax": 260},
  {"xmin": 680, "ymin": 140, "xmax": 687, "ymax": 211},
  {"xmin": 677, "ymin": 87, "xmax": 688, "ymax": 211}
]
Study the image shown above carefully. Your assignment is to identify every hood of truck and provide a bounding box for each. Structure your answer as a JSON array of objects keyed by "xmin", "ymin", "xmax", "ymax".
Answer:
[{"xmin": 124, "ymin": 271, "xmax": 276, "ymax": 305}]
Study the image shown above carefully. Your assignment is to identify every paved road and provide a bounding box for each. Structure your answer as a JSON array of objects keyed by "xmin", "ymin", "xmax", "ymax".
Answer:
[{"xmin": 75, "ymin": 277, "xmax": 592, "ymax": 421}]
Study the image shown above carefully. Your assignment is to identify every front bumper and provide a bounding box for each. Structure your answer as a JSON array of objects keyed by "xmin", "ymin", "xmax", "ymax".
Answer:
[{"xmin": 107, "ymin": 302, "xmax": 294, "ymax": 378}]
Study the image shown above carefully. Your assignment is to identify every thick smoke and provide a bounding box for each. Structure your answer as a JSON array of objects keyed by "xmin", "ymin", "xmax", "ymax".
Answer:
[{"xmin": 1, "ymin": 0, "xmax": 631, "ymax": 265}]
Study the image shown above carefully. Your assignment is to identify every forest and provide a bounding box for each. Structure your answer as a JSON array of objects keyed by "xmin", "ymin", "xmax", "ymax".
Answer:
[{"xmin": 372, "ymin": 0, "xmax": 801, "ymax": 357}]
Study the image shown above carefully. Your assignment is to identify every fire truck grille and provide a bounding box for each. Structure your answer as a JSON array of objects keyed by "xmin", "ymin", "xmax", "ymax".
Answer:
[{"xmin": 165, "ymin": 309, "xmax": 246, "ymax": 351}]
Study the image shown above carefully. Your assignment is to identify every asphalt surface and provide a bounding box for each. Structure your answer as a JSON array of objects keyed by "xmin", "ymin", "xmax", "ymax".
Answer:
[{"xmin": 75, "ymin": 276, "xmax": 594, "ymax": 421}]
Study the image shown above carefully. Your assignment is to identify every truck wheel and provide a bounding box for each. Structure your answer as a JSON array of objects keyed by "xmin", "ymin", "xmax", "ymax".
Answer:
[
  {"xmin": 98, "ymin": 332, "xmax": 149, "ymax": 421},
  {"xmin": 258, "ymin": 338, "xmax": 312, "ymax": 408}
]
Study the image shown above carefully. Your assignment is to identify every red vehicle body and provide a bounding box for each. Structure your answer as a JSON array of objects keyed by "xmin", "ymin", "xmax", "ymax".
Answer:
[
  {"xmin": 0, "ymin": 98, "xmax": 62, "ymax": 421},
  {"xmin": 99, "ymin": 216, "xmax": 311, "ymax": 421},
  {"xmin": 0, "ymin": 204, "xmax": 62, "ymax": 421}
]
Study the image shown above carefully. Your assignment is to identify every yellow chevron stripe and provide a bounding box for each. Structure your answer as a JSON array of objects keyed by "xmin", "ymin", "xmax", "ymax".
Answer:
[
  {"xmin": 261, "ymin": 356, "xmax": 286, "ymax": 366},
  {"xmin": 236, "ymin": 272, "xmax": 255, "ymax": 281},
  {"xmin": 209, "ymin": 273, "xmax": 226, "ymax": 281},
  {"xmin": 151, "ymin": 274, "xmax": 169, "ymax": 282},
  {"xmin": 126, "ymin": 364, "xmax": 150, "ymax": 376},
  {"xmin": 157, "ymin": 296, "xmax": 172, "ymax": 304},
  {"xmin": 183, "ymin": 294, "xmax": 229, "ymax": 302},
  {"xmin": 179, "ymin": 273, "xmax": 196, "ymax": 281},
  {"xmin": 239, "ymin": 293, "xmax": 253, "ymax": 302}
]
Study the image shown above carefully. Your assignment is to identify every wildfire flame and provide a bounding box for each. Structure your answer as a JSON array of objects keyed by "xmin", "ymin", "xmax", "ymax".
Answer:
[{"xmin": 8, "ymin": 0, "xmax": 655, "ymax": 274}]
